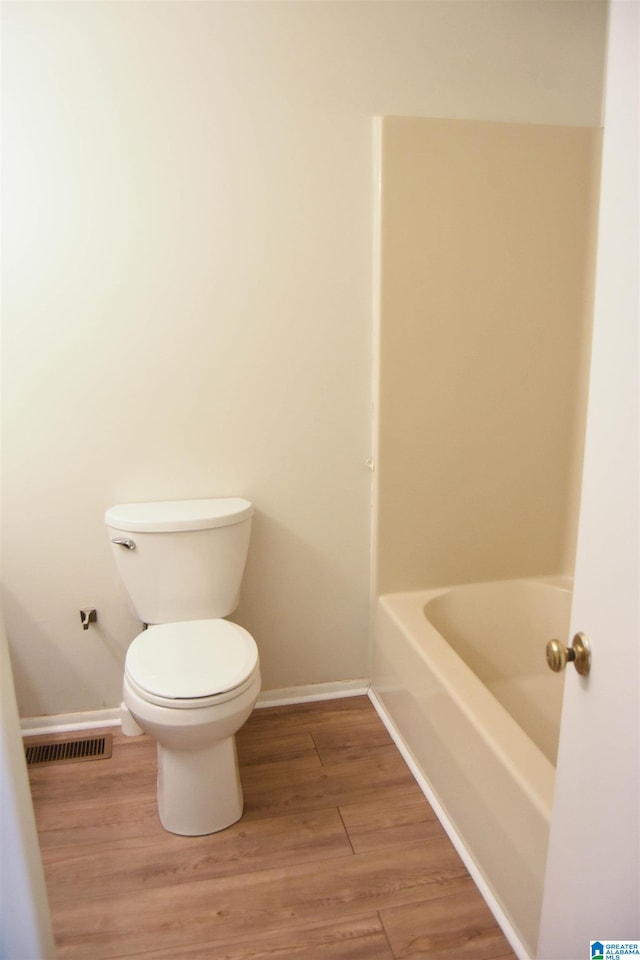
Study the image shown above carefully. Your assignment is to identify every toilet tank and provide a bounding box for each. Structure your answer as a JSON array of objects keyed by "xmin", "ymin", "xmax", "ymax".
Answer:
[{"xmin": 105, "ymin": 498, "xmax": 254, "ymax": 624}]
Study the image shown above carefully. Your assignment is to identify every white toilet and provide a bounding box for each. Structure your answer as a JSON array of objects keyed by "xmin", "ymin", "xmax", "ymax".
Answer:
[{"xmin": 105, "ymin": 497, "xmax": 261, "ymax": 836}]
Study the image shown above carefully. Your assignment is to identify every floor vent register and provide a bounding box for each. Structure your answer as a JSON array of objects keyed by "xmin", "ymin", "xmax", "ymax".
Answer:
[{"xmin": 25, "ymin": 734, "xmax": 113, "ymax": 767}]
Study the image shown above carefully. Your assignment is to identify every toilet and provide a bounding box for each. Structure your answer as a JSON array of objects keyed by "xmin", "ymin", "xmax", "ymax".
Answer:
[{"xmin": 105, "ymin": 497, "xmax": 261, "ymax": 836}]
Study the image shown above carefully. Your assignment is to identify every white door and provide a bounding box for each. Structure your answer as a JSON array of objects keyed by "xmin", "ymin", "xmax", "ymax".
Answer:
[{"xmin": 537, "ymin": 3, "xmax": 639, "ymax": 958}]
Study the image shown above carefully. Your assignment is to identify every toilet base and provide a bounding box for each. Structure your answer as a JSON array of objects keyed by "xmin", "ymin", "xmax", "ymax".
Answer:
[{"xmin": 157, "ymin": 735, "xmax": 243, "ymax": 836}]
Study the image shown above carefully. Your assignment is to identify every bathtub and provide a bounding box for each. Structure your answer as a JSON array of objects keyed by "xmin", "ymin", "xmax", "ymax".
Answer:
[{"xmin": 371, "ymin": 576, "xmax": 571, "ymax": 959}]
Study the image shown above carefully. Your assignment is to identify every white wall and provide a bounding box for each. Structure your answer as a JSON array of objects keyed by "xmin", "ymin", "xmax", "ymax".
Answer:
[{"xmin": 1, "ymin": 0, "xmax": 607, "ymax": 718}]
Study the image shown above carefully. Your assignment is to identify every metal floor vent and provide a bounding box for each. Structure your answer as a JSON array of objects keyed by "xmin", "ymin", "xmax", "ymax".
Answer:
[{"xmin": 25, "ymin": 734, "xmax": 113, "ymax": 768}]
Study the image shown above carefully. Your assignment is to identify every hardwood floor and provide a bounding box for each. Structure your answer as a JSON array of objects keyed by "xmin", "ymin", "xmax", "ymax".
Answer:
[{"xmin": 27, "ymin": 696, "xmax": 516, "ymax": 960}]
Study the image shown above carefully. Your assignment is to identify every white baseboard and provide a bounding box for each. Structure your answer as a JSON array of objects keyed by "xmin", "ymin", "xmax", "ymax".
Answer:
[
  {"xmin": 367, "ymin": 687, "xmax": 531, "ymax": 960},
  {"xmin": 20, "ymin": 680, "xmax": 371, "ymax": 736},
  {"xmin": 21, "ymin": 708, "xmax": 121, "ymax": 738},
  {"xmin": 256, "ymin": 679, "xmax": 370, "ymax": 708}
]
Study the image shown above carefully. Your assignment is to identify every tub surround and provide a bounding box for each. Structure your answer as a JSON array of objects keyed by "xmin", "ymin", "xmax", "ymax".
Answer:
[{"xmin": 375, "ymin": 117, "xmax": 602, "ymax": 594}]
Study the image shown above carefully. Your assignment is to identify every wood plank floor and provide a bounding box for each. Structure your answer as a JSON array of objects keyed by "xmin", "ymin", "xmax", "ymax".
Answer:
[{"xmin": 27, "ymin": 696, "xmax": 517, "ymax": 960}]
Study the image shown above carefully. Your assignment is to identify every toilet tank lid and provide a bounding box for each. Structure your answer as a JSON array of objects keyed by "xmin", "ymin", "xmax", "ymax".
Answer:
[{"xmin": 105, "ymin": 498, "xmax": 254, "ymax": 532}]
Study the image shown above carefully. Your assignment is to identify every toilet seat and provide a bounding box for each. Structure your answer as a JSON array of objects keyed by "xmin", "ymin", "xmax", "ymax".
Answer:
[{"xmin": 125, "ymin": 619, "xmax": 259, "ymax": 709}]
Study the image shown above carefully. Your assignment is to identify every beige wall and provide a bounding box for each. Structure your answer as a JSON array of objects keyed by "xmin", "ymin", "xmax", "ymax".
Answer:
[
  {"xmin": 376, "ymin": 117, "xmax": 602, "ymax": 593},
  {"xmin": 1, "ymin": 1, "xmax": 606, "ymax": 717}
]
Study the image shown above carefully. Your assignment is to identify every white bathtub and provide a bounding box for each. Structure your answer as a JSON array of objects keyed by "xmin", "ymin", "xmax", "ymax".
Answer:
[{"xmin": 371, "ymin": 576, "xmax": 571, "ymax": 959}]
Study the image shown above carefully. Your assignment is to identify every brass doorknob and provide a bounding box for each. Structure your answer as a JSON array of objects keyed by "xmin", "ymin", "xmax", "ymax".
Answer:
[{"xmin": 546, "ymin": 632, "xmax": 591, "ymax": 676}]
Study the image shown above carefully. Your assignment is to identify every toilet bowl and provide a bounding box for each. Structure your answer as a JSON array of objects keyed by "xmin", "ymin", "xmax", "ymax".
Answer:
[
  {"xmin": 123, "ymin": 618, "xmax": 260, "ymax": 836},
  {"xmin": 105, "ymin": 497, "xmax": 261, "ymax": 837}
]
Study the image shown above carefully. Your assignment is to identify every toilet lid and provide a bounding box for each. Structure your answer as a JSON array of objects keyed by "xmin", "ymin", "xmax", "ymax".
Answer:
[{"xmin": 125, "ymin": 620, "xmax": 258, "ymax": 700}]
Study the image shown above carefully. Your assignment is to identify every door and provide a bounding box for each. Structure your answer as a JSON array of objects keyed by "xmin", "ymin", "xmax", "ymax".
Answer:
[
  {"xmin": 0, "ymin": 623, "xmax": 55, "ymax": 959},
  {"xmin": 537, "ymin": 3, "xmax": 639, "ymax": 958}
]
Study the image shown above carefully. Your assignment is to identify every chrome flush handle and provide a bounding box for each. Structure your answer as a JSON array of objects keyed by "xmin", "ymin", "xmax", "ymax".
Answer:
[{"xmin": 112, "ymin": 538, "xmax": 136, "ymax": 550}]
